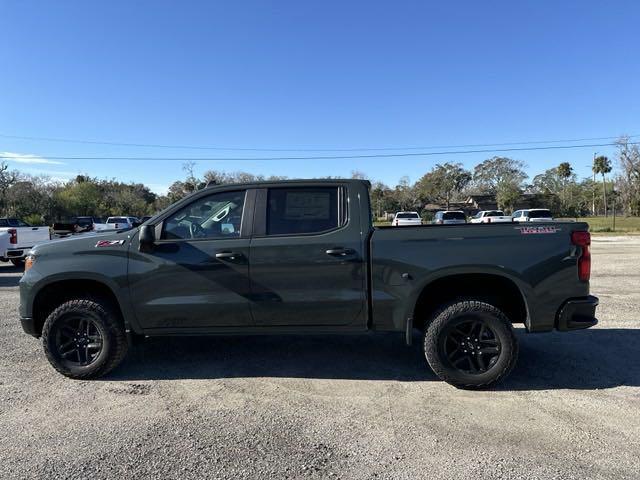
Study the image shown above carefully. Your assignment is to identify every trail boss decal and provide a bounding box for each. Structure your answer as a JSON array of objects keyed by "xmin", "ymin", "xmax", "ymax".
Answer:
[
  {"xmin": 516, "ymin": 225, "xmax": 560, "ymax": 235},
  {"xmin": 95, "ymin": 240, "xmax": 126, "ymax": 247}
]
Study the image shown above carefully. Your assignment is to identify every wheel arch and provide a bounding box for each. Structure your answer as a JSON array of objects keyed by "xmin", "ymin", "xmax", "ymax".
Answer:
[
  {"xmin": 31, "ymin": 277, "xmax": 126, "ymax": 337},
  {"xmin": 412, "ymin": 272, "xmax": 529, "ymax": 332}
]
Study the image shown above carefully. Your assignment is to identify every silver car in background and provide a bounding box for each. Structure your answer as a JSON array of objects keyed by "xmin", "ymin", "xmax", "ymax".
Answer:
[{"xmin": 433, "ymin": 210, "xmax": 467, "ymax": 225}]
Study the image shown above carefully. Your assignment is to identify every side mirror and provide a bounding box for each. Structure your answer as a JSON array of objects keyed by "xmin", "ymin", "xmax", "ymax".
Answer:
[{"xmin": 139, "ymin": 224, "xmax": 155, "ymax": 252}]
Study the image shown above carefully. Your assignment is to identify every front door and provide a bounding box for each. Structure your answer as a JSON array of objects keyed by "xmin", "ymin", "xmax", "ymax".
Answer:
[
  {"xmin": 129, "ymin": 188, "xmax": 254, "ymax": 330},
  {"xmin": 248, "ymin": 185, "xmax": 366, "ymax": 327}
]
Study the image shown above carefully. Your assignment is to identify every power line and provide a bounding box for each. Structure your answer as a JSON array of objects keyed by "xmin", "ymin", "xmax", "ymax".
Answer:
[
  {"xmin": 0, "ymin": 132, "xmax": 636, "ymax": 153},
  {"xmin": 2, "ymin": 141, "xmax": 633, "ymax": 162}
]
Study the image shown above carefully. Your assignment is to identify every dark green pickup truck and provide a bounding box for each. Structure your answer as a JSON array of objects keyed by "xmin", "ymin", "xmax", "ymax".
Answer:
[{"xmin": 19, "ymin": 179, "xmax": 598, "ymax": 388}]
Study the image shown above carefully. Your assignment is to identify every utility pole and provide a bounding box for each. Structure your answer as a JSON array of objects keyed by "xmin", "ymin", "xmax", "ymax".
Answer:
[{"xmin": 592, "ymin": 152, "xmax": 597, "ymax": 216}]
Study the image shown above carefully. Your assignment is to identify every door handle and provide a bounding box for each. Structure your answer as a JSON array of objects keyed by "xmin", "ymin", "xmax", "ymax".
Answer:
[
  {"xmin": 325, "ymin": 248, "xmax": 356, "ymax": 257},
  {"xmin": 215, "ymin": 251, "xmax": 242, "ymax": 260}
]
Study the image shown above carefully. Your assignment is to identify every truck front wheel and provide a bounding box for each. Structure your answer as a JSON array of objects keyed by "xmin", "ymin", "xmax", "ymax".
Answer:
[
  {"xmin": 423, "ymin": 300, "xmax": 518, "ymax": 389},
  {"xmin": 42, "ymin": 298, "xmax": 128, "ymax": 379}
]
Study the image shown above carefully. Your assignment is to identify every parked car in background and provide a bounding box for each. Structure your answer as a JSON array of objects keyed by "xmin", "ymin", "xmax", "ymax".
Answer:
[
  {"xmin": 0, "ymin": 218, "xmax": 51, "ymax": 266},
  {"xmin": 52, "ymin": 216, "xmax": 109, "ymax": 237},
  {"xmin": 433, "ymin": 210, "xmax": 467, "ymax": 224},
  {"xmin": 105, "ymin": 216, "xmax": 140, "ymax": 230},
  {"xmin": 392, "ymin": 211, "xmax": 422, "ymax": 226},
  {"xmin": 469, "ymin": 210, "xmax": 513, "ymax": 224},
  {"xmin": 512, "ymin": 209, "xmax": 554, "ymax": 222}
]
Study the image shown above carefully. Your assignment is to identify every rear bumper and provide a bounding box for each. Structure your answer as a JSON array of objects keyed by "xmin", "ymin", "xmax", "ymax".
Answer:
[
  {"xmin": 556, "ymin": 295, "xmax": 599, "ymax": 331},
  {"xmin": 6, "ymin": 248, "xmax": 31, "ymax": 259},
  {"xmin": 20, "ymin": 317, "xmax": 39, "ymax": 337}
]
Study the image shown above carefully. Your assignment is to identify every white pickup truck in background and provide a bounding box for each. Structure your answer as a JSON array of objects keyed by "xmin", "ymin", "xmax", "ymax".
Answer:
[
  {"xmin": 105, "ymin": 216, "xmax": 140, "ymax": 230},
  {"xmin": 392, "ymin": 211, "xmax": 423, "ymax": 226},
  {"xmin": 469, "ymin": 210, "xmax": 513, "ymax": 223},
  {"xmin": 0, "ymin": 218, "xmax": 51, "ymax": 266}
]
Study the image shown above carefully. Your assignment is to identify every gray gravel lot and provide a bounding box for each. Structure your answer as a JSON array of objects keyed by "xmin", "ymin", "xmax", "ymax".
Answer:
[{"xmin": 1, "ymin": 237, "xmax": 639, "ymax": 479}]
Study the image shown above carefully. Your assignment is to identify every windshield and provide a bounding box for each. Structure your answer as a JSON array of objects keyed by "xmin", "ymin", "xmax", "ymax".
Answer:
[
  {"xmin": 443, "ymin": 212, "xmax": 466, "ymax": 220},
  {"xmin": 396, "ymin": 213, "xmax": 419, "ymax": 219},
  {"xmin": 528, "ymin": 210, "xmax": 552, "ymax": 218},
  {"xmin": 74, "ymin": 217, "xmax": 93, "ymax": 226},
  {"xmin": 107, "ymin": 217, "xmax": 128, "ymax": 223}
]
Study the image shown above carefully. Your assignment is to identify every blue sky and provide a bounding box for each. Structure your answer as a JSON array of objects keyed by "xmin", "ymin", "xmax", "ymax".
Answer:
[{"xmin": 1, "ymin": 1, "xmax": 639, "ymax": 194}]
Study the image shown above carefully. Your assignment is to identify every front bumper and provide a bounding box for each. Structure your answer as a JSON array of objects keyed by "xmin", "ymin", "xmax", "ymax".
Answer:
[
  {"xmin": 556, "ymin": 295, "xmax": 599, "ymax": 331},
  {"xmin": 20, "ymin": 317, "xmax": 39, "ymax": 337}
]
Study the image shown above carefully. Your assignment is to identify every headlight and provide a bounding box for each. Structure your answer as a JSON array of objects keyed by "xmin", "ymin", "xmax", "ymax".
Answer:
[{"xmin": 24, "ymin": 254, "xmax": 35, "ymax": 272}]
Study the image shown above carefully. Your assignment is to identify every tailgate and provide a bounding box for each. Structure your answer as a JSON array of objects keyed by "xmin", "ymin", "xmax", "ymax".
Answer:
[{"xmin": 15, "ymin": 226, "xmax": 50, "ymax": 248}]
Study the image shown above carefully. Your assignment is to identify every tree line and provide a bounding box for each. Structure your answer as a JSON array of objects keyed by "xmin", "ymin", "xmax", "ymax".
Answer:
[{"xmin": 1, "ymin": 136, "xmax": 638, "ymax": 225}]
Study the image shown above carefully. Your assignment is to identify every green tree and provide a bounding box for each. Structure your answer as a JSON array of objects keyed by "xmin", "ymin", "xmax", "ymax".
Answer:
[
  {"xmin": 0, "ymin": 161, "xmax": 18, "ymax": 214},
  {"xmin": 615, "ymin": 136, "xmax": 640, "ymax": 216},
  {"xmin": 593, "ymin": 155, "xmax": 613, "ymax": 216},
  {"xmin": 472, "ymin": 157, "xmax": 527, "ymax": 211},
  {"xmin": 416, "ymin": 162, "xmax": 472, "ymax": 209},
  {"xmin": 557, "ymin": 162, "xmax": 573, "ymax": 208}
]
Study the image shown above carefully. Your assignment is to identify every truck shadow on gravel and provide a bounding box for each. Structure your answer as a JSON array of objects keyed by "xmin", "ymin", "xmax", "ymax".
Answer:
[{"xmin": 106, "ymin": 328, "xmax": 640, "ymax": 390}]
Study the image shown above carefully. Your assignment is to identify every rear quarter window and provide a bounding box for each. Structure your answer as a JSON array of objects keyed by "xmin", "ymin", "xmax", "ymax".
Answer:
[
  {"xmin": 443, "ymin": 212, "xmax": 466, "ymax": 220},
  {"xmin": 528, "ymin": 210, "xmax": 552, "ymax": 218}
]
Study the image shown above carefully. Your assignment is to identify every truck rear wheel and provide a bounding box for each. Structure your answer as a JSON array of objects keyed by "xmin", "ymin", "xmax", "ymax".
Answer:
[
  {"xmin": 423, "ymin": 299, "xmax": 518, "ymax": 389},
  {"xmin": 42, "ymin": 298, "xmax": 128, "ymax": 379}
]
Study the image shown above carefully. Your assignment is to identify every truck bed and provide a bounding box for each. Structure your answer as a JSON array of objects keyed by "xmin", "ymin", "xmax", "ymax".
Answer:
[{"xmin": 370, "ymin": 221, "xmax": 590, "ymax": 333}]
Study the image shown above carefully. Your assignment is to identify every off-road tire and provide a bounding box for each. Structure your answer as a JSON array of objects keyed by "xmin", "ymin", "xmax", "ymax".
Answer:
[
  {"xmin": 423, "ymin": 299, "xmax": 518, "ymax": 389},
  {"xmin": 42, "ymin": 298, "xmax": 128, "ymax": 379}
]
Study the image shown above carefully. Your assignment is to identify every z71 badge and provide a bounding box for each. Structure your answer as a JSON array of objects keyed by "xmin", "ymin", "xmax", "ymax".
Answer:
[
  {"xmin": 516, "ymin": 225, "xmax": 560, "ymax": 235},
  {"xmin": 95, "ymin": 240, "xmax": 126, "ymax": 247}
]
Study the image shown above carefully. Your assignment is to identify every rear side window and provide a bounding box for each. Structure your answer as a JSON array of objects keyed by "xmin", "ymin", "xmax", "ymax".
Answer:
[
  {"xmin": 528, "ymin": 209, "xmax": 552, "ymax": 218},
  {"xmin": 267, "ymin": 187, "xmax": 344, "ymax": 235},
  {"xmin": 443, "ymin": 212, "xmax": 466, "ymax": 220}
]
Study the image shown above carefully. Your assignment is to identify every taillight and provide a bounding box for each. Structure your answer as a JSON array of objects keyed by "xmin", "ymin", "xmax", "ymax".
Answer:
[
  {"xmin": 571, "ymin": 231, "xmax": 591, "ymax": 282},
  {"xmin": 8, "ymin": 228, "xmax": 17, "ymax": 244}
]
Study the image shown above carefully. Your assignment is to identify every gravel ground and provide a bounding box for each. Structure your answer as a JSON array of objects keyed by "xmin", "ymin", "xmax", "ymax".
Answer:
[{"xmin": 1, "ymin": 237, "xmax": 639, "ymax": 479}]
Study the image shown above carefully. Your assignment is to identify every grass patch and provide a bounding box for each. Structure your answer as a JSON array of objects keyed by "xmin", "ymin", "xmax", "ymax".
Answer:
[{"xmin": 560, "ymin": 216, "xmax": 640, "ymax": 234}]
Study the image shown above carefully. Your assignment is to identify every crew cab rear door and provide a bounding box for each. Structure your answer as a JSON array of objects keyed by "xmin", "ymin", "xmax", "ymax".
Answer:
[{"xmin": 248, "ymin": 184, "xmax": 366, "ymax": 327}]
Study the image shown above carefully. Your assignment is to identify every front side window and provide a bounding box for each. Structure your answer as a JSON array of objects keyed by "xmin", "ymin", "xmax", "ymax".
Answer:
[
  {"xmin": 162, "ymin": 190, "xmax": 246, "ymax": 240},
  {"xmin": 267, "ymin": 187, "xmax": 343, "ymax": 235}
]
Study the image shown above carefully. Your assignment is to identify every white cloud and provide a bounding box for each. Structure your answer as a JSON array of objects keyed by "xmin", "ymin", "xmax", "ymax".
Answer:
[{"xmin": 0, "ymin": 151, "xmax": 66, "ymax": 165}]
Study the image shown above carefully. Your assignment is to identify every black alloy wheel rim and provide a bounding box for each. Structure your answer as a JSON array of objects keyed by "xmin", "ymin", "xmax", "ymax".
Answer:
[
  {"xmin": 443, "ymin": 318, "xmax": 501, "ymax": 374},
  {"xmin": 55, "ymin": 316, "xmax": 104, "ymax": 366}
]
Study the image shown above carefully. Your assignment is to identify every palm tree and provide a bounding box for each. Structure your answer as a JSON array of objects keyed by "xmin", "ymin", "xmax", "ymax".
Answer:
[
  {"xmin": 592, "ymin": 155, "xmax": 612, "ymax": 217},
  {"xmin": 557, "ymin": 162, "xmax": 573, "ymax": 212}
]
